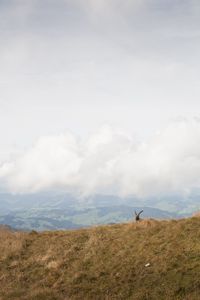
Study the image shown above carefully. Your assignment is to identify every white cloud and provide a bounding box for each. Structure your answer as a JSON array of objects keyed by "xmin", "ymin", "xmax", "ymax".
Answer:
[
  {"xmin": 1, "ymin": 1, "xmax": 200, "ymax": 199},
  {"xmin": 1, "ymin": 119, "xmax": 200, "ymax": 198}
]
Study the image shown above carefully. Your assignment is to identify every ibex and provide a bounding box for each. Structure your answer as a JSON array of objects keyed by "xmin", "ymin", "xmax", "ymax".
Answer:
[{"xmin": 134, "ymin": 210, "xmax": 143, "ymax": 222}]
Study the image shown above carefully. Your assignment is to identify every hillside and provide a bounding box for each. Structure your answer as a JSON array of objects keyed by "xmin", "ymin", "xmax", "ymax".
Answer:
[{"xmin": 0, "ymin": 217, "xmax": 200, "ymax": 300}]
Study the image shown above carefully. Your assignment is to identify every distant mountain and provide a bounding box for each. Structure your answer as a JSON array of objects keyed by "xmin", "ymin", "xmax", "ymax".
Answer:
[
  {"xmin": 0, "ymin": 205, "xmax": 179, "ymax": 231},
  {"xmin": 0, "ymin": 192, "xmax": 197, "ymax": 230},
  {"xmin": 0, "ymin": 192, "xmax": 199, "ymax": 212}
]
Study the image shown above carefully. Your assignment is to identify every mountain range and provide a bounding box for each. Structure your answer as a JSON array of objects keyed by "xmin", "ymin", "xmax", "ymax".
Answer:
[{"xmin": 0, "ymin": 192, "xmax": 199, "ymax": 230}]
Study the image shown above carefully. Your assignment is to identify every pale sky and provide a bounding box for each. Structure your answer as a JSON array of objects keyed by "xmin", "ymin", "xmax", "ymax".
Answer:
[
  {"xmin": 1, "ymin": 0, "xmax": 200, "ymax": 149},
  {"xmin": 1, "ymin": 1, "xmax": 200, "ymax": 196}
]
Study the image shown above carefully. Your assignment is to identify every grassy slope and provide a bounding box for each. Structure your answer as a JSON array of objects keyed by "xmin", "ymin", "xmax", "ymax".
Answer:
[{"xmin": 0, "ymin": 218, "xmax": 200, "ymax": 300}]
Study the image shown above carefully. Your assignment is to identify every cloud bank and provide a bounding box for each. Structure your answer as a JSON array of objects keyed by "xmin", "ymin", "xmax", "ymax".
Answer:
[{"xmin": 1, "ymin": 119, "xmax": 200, "ymax": 198}]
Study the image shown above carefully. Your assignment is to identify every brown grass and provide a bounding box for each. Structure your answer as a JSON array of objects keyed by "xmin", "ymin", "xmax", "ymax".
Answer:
[
  {"xmin": 0, "ymin": 227, "xmax": 27, "ymax": 261},
  {"xmin": 0, "ymin": 218, "xmax": 200, "ymax": 300}
]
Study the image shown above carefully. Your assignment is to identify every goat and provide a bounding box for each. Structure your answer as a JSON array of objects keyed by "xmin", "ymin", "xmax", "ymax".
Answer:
[{"xmin": 134, "ymin": 210, "xmax": 143, "ymax": 221}]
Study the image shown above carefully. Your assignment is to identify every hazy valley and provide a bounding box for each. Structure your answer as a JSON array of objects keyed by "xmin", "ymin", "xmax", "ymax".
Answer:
[{"xmin": 0, "ymin": 193, "xmax": 198, "ymax": 231}]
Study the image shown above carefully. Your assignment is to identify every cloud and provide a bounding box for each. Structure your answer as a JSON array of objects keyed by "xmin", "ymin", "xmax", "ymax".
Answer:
[
  {"xmin": 1, "ymin": 1, "xmax": 200, "ymax": 199},
  {"xmin": 1, "ymin": 119, "xmax": 200, "ymax": 198},
  {"xmin": 79, "ymin": 0, "xmax": 144, "ymax": 15},
  {"xmin": 1, "ymin": 0, "xmax": 200, "ymax": 153}
]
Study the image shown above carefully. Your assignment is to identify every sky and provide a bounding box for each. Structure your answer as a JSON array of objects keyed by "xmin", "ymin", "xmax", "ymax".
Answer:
[{"xmin": 1, "ymin": 0, "xmax": 200, "ymax": 197}]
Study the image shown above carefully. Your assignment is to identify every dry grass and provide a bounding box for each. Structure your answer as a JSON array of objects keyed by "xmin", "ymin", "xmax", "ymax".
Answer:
[
  {"xmin": 0, "ymin": 227, "xmax": 27, "ymax": 261},
  {"xmin": 0, "ymin": 218, "xmax": 200, "ymax": 299}
]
